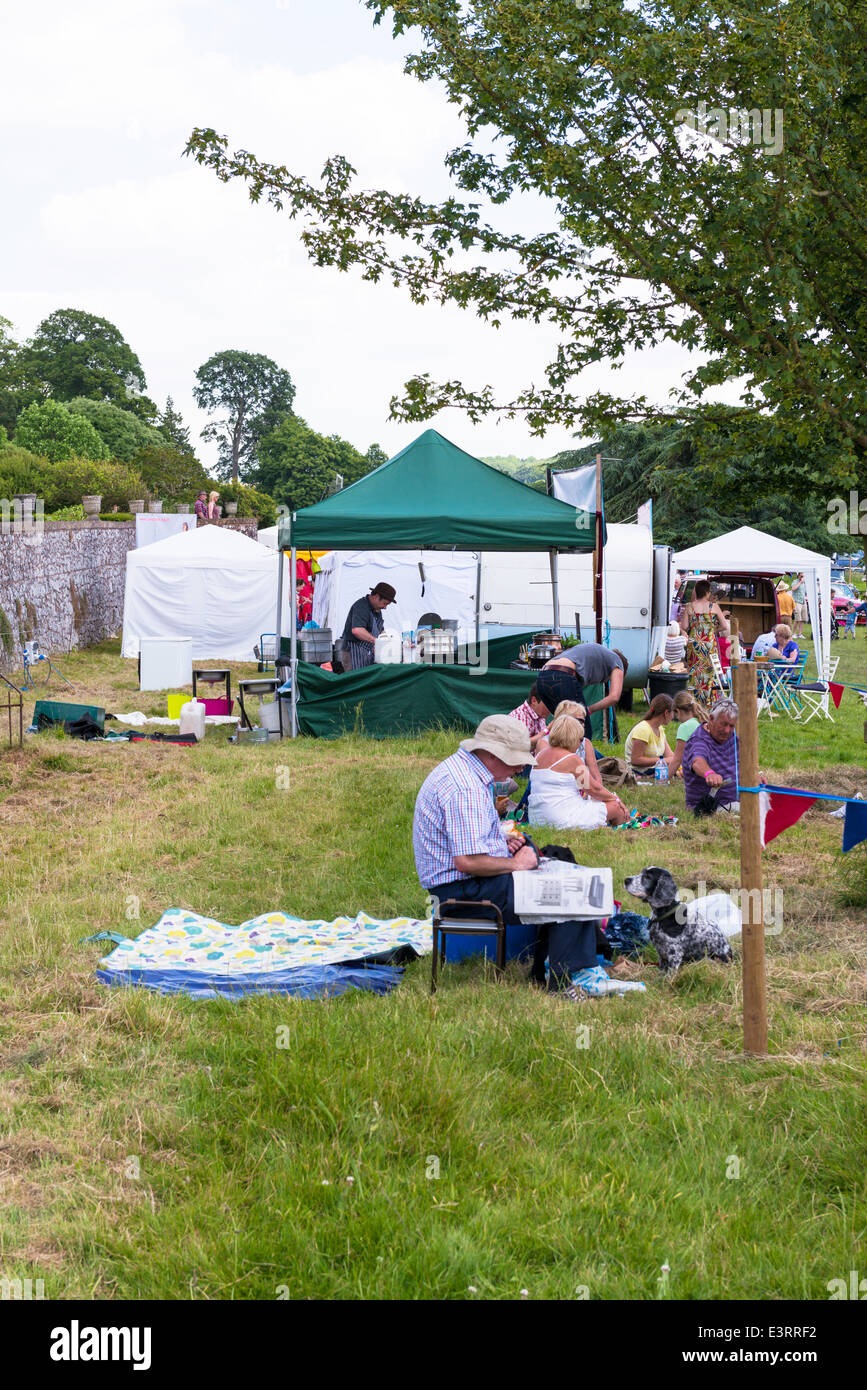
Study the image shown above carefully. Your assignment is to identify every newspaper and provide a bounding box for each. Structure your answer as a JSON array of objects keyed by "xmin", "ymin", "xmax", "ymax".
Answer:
[{"xmin": 513, "ymin": 862, "xmax": 614, "ymax": 922}]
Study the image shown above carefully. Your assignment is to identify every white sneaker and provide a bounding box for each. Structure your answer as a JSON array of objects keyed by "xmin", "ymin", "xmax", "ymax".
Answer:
[{"xmin": 567, "ymin": 965, "xmax": 647, "ymax": 998}]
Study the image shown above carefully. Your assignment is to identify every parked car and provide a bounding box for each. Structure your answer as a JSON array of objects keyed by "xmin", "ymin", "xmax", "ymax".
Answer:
[
  {"xmin": 830, "ymin": 580, "xmax": 866, "ymax": 624},
  {"xmin": 675, "ymin": 573, "xmax": 780, "ymax": 654}
]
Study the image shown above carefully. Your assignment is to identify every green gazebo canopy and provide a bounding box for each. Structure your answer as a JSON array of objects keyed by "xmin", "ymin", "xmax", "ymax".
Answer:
[{"xmin": 279, "ymin": 429, "xmax": 595, "ymax": 552}]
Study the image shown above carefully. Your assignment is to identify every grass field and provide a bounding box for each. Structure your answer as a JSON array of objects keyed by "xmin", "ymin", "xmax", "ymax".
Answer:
[{"xmin": 0, "ymin": 635, "xmax": 865, "ymax": 1300}]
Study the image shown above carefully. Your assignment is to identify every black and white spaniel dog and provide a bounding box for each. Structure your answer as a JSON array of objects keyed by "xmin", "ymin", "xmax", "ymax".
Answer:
[{"xmin": 623, "ymin": 866, "xmax": 733, "ymax": 978}]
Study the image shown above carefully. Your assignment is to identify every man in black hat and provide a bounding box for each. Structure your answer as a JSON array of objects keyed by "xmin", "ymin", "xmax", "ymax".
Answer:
[{"xmin": 341, "ymin": 581, "xmax": 397, "ymax": 670}]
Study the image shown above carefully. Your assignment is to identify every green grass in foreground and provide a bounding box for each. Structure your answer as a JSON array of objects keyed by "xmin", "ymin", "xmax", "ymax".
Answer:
[{"xmin": 0, "ymin": 637, "xmax": 864, "ymax": 1299}]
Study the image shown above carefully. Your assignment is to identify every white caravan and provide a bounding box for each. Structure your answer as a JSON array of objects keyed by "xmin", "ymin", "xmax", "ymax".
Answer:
[
  {"xmin": 312, "ymin": 525, "xmax": 672, "ymax": 687},
  {"xmin": 478, "ymin": 524, "xmax": 672, "ymax": 686}
]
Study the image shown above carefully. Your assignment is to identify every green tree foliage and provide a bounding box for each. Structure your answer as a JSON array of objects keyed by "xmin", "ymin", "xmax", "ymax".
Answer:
[
  {"xmin": 186, "ymin": 0, "xmax": 867, "ymax": 497},
  {"xmin": 555, "ymin": 423, "xmax": 837, "ymax": 555},
  {"xmin": 482, "ymin": 454, "xmax": 549, "ymax": 489},
  {"xmin": 251, "ymin": 414, "xmax": 385, "ymax": 511},
  {"xmin": 193, "ymin": 350, "xmax": 296, "ymax": 481},
  {"xmin": 0, "ymin": 316, "xmax": 45, "ymax": 437},
  {"xmin": 41, "ymin": 458, "xmax": 148, "ymax": 512},
  {"xmin": 14, "ymin": 400, "xmax": 110, "ymax": 464},
  {"xmin": 133, "ymin": 445, "xmax": 211, "ymax": 503},
  {"xmin": 158, "ymin": 396, "xmax": 195, "ymax": 456},
  {"xmin": 0, "ymin": 445, "xmax": 50, "ymax": 502},
  {"xmin": 22, "ymin": 308, "xmax": 156, "ymax": 418},
  {"xmin": 66, "ymin": 397, "xmax": 165, "ymax": 462},
  {"xmin": 214, "ymin": 480, "xmax": 278, "ymax": 528}
]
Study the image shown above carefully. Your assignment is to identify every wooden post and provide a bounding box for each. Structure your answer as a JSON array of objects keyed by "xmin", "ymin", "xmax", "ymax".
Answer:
[
  {"xmin": 733, "ymin": 661, "xmax": 767, "ymax": 1055},
  {"xmin": 730, "ymin": 615, "xmax": 740, "ymax": 668}
]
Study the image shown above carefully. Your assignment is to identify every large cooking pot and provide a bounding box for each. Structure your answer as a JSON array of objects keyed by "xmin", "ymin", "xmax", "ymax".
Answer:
[
  {"xmin": 532, "ymin": 632, "xmax": 563, "ymax": 651},
  {"xmin": 530, "ymin": 643, "xmax": 559, "ymax": 662}
]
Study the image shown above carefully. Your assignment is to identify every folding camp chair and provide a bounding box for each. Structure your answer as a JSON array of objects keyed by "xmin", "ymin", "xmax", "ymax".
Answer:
[
  {"xmin": 759, "ymin": 655, "xmax": 808, "ymax": 720},
  {"xmin": 793, "ymin": 655, "xmax": 840, "ymax": 725},
  {"xmin": 708, "ymin": 646, "xmax": 732, "ymax": 697},
  {"xmin": 431, "ymin": 900, "xmax": 506, "ymax": 994}
]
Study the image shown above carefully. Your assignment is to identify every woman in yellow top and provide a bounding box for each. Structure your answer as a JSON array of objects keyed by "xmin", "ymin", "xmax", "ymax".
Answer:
[{"xmin": 624, "ymin": 694, "xmax": 676, "ymax": 773}]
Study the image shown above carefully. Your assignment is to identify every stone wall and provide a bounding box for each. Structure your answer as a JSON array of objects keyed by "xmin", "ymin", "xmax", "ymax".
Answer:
[{"xmin": 0, "ymin": 518, "xmax": 258, "ymax": 671}]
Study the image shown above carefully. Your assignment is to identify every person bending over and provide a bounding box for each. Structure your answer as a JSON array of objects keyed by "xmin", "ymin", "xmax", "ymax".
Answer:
[{"xmin": 536, "ymin": 643, "xmax": 628, "ymax": 742}]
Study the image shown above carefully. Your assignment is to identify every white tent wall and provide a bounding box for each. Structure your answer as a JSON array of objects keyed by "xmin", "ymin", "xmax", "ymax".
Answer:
[
  {"xmin": 674, "ymin": 526, "xmax": 832, "ymax": 702},
  {"xmin": 122, "ymin": 525, "xmax": 292, "ymax": 661},
  {"xmin": 313, "ymin": 550, "xmax": 479, "ymax": 640}
]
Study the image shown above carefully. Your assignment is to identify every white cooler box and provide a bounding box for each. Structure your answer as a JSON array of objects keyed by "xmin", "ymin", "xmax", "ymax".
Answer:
[{"xmin": 139, "ymin": 637, "xmax": 193, "ymax": 691}]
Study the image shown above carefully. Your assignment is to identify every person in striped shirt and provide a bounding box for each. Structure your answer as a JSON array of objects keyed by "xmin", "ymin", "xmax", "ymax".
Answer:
[{"xmin": 413, "ymin": 714, "xmax": 602, "ymax": 992}]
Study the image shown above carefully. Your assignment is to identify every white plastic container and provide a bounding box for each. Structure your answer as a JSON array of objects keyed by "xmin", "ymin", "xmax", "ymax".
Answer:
[
  {"xmin": 178, "ymin": 698, "xmax": 206, "ymax": 741},
  {"xmin": 258, "ymin": 699, "xmax": 282, "ymax": 733},
  {"xmin": 374, "ymin": 630, "xmax": 402, "ymax": 664}
]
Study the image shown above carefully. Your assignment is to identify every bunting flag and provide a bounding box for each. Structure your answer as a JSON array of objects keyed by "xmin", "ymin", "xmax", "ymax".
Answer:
[
  {"xmin": 828, "ymin": 682, "xmax": 845, "ymax": 709},
  {"xmin": 842, "ymin": 801, "xmax": 867, "ymax": 853},
  {"xmin": 759, "ymin": 787, "xmax": 818, "ymax": 846}
]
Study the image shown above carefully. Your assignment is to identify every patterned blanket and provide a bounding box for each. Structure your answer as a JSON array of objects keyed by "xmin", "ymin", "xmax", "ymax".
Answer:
[{"xmin": 97, "ymin": 908, "xmax": 432, "ymax": 999}]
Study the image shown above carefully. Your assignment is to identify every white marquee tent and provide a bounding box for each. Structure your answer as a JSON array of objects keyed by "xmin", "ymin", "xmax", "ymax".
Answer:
[
  {"xmin": 121, "ymin": 525, "xmax": 291, "ymax": 660},
  {"xmin": 675, "ymin": 526, "xmax": 832, "ymax": 690}
]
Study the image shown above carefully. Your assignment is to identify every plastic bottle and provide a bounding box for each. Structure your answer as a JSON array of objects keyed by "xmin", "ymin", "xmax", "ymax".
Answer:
[
  {"xmin": 654, "ymin": 759, "xmax": 669, "ymax": 782},
  {"xmin": 178, "ymin": 698, "xmax": 206, "ymax": 741}
]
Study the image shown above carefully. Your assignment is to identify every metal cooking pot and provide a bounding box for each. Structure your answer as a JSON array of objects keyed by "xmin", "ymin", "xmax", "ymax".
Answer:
[
  {"xmin": 531, "ymin": 643, "xmax": 559, "ymax": 662},
  {"xmin": 533, "ymin": 632, "xmax": 563, "ymax": 650}
]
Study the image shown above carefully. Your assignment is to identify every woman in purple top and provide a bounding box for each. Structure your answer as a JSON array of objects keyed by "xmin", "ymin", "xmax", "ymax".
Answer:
[{"xmin": 682, "ymin": 699, "xmax": 739, "ymax": 813}]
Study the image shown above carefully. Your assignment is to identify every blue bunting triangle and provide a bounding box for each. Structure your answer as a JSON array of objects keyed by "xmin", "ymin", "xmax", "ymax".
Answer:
[{"xmin": 842, "ymin": 801, "xmax": 867, "ymax": 853}]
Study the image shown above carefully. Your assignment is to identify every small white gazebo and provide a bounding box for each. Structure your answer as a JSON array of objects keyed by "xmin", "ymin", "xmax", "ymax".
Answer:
[
  {"xmin": 121, "ymin": 524, "xmax": 290, "ymax": 661},
  {"xmin": 675, "ymin": 526, "xmax": 832, "ymax": 691}
]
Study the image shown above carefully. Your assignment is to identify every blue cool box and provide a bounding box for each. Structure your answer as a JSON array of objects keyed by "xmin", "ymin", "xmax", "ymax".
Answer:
[{"xmin": 443, "ymin": 921, "xmax": 537, "ymax": 965}]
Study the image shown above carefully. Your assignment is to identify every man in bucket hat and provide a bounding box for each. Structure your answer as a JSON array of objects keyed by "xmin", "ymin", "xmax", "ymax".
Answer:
[
  {"xmin": 413, "ymin": 715, "xmax": 602, "ymax": 993},
  {"xmin": 341, "ymin": 581, "xmax": 397, "ymax": 670}
]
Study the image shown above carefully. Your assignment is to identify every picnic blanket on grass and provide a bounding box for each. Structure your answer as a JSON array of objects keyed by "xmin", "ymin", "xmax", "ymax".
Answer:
[{"xmin": 96, "ymin": 908, "xmax": 432, "ymax": 999}]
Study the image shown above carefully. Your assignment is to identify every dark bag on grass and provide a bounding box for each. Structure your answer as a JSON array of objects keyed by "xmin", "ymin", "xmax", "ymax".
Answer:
[
  {"xmin": 64, "ymin": 714, "xmax": 103, "ymax": 740},
  {"xmin": 595, "ymin": 756, "xmax": 636, "ymax": 788}
]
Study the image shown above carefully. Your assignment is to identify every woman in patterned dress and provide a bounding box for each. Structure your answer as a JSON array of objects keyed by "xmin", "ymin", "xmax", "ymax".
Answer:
[{"xmin": 679, "ymin": 578, "xmax": 730, "ymax": 710}]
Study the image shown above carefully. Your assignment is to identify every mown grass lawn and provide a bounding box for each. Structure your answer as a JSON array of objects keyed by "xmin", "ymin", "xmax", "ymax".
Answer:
[{"xmin": 0, "ymin": 635, "xmax": 864, "ymax": 1300}]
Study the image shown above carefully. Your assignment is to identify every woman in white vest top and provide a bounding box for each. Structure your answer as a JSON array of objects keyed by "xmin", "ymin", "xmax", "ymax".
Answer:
[{"xmin": 529, "ymin": 713, "xmax": 626, "ymax": 829}]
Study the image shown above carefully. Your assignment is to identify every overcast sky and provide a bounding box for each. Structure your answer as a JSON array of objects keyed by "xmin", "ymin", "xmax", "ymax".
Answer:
[{"xmin": 1, "ymin": 0, "xmax": 726, "ymax": 471}]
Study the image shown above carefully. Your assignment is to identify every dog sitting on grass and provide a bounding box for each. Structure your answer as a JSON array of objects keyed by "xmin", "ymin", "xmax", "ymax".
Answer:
[{"xmin": 624, "ymin": 866, "xmax": 734, "ymax": 978}]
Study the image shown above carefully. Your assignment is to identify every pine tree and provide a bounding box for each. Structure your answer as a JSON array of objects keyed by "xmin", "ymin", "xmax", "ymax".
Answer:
[{"xmin": 159, "ymin": 395, "xmax": 195, "ymax": 456}]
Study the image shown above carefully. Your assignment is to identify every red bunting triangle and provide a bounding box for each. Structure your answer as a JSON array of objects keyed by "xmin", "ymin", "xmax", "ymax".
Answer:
[
  {"xmin": 828, "ymin": 682, "xmax": 845, "ymax": 709},
  {"xmin": 760, "ymin": 789, "xmax": 817, "ymax": 846}
]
